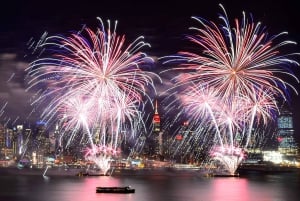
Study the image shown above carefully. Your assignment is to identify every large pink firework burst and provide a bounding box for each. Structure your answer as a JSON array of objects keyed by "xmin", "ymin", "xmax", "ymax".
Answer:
[
  {"xmin": 164, "ymin": 4, "xmax": 299, "ymax": 102},
  {"xmin": 26, "ymin": 18, "xmax": 160, "ymax": 172},
  {"xmin": 26, "ymin": 17, "xmax": 158, "ymax": 134}
]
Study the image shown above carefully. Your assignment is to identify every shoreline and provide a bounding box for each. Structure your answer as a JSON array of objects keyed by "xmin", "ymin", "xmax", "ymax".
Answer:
[
  {"xmin": 0, "ymin": 166, "xmax": 84, "ymax": 176},
  {"xmin": 0, "ymin": 166, "xmax": 204, "ymax": 177},
  {"xmin": 1, "ymin": 165, "xmax": 299, "ymax": 177}
]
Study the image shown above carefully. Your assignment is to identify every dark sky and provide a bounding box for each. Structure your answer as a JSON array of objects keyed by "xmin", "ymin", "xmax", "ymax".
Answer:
[
  {"xmin": 1, "ymin": 0, "xmax": 299, "ymax": 55},
  {"xmin": 0, "ymin": 0, "xmax": 299, "ymax": 141}
]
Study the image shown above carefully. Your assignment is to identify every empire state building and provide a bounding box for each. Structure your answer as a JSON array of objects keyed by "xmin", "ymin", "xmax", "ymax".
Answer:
[
  {"xmin": 152, "ymin": 100, "xmax": 163, "ymax": 157},
  {"xmin": 153, "ymin": 100, "xmax": 161, "ymax": 132}
]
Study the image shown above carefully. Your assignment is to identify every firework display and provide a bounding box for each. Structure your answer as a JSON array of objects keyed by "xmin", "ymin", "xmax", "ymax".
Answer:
[
  {"xmin": 25, "ymin": 18, "xmax": 159, "ymax": 174},
  {"xmin": 161, "ymin": 4, "xmax": 299, "ymax": 175},
  {"xmin": 17, "ymin": 3, "xmax": 300, "ymax": 176}
]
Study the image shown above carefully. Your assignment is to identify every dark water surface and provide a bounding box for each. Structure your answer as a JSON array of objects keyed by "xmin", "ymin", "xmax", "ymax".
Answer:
[{"xmin": 1, "ymin": 172, "xmax": 300, "ymax": 201}]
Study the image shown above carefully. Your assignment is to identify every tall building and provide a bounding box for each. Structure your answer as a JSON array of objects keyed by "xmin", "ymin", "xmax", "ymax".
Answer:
[
  {"xmin": 152, "ymin": 100, "xmax": 163, "ymax": 157},
  {"xmin": 153, "ymin": 100, "xmax": 161, "ymax": 132},
  {"xmin": 0, "ymin": 124, "xmax": 6, "ymax": 159},
  {"xmin": 171, "ymin": 121, "xmax": 197, "ymax": 163},
  {"xmin": 0, "ymin": 124, "xmax": 5, "ymax": 149},
  {"xmin": 16, "ymin": 125, "xmax": 24, "ymax": 155},
  {"xmin": 277, "ymin": 105, "xmax": 298, "ymax": 156},
  {"xmin": 22, "ymin": 128, "xmax": 32, "ymax": 157},
  {"xmin": 5, "ymin": 128, "xmax": 14, "ymax": 159},
  {"xmin": 34, "ymin": 121, "xmax": 50, "ymax": 167}
]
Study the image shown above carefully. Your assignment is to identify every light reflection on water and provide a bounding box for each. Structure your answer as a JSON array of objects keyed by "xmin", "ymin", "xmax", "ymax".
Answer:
[{"xmin": 0, "ymin": 173, "xmax": 300, "ymax": 201}]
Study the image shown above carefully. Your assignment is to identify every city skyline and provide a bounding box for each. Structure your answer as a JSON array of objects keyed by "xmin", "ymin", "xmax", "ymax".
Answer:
[{"xmin": 0, "ymin": 0, "xmax": 299, "ymax": 143}]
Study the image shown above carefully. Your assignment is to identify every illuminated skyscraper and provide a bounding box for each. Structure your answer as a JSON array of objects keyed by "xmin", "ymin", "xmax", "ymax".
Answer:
[
  {"xmin": 0, "ymin": 124, "xmax": 5, "ymax": 159},
  {"xmin": 153, "ymin": 100, "xmax": 161, "ymax": 132},
  {"xmin": 152, "ymin": 100, "xmax": 163, "ymax": 157},
  {"xmin": 16, "ymin": 125, "xmax": 24, "ymax": 155},
  {"xmin": 277, "ymin": 105, "xmax": 298, "ymax": 156},
  {"xmin": 0, "ymin": 124, "xmax": 5, "ymax": 148}
]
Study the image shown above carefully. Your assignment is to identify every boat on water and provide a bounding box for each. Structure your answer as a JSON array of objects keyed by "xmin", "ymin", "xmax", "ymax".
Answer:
[
  {"xmin": 76, "ymin": 171, "xmax": 108, "ymax": 176},
  {"xmin": 96, "ymin": 186, "xmax": 135, "ymax": 194},
  {"xmin": 212, "ymin": 173, "xmax": 239, "ymax": 177}
]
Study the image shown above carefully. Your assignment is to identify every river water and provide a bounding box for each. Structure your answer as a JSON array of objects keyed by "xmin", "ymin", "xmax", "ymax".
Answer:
[{"xmin": 0, "ymin": 172, "xmax": 300, "ymax": 201}]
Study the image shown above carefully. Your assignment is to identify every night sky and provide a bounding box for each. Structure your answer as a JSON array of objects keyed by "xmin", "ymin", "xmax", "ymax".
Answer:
[{"xmin": 0, "ymin": 0, "xmax": 299, "ymax": 141}]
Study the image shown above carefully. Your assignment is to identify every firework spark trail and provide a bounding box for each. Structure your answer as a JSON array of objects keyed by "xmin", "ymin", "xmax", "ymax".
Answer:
[
  {"xmin": 161, "ymin": 4, "xmax": 299, "ymax": 174},
  {"xmin": 26, "ymin": 18, "xmax": 160, "ymax": 173},
  {"xmin": 243, "ymin": 88, "xmax": 279, "ymax": 146}
]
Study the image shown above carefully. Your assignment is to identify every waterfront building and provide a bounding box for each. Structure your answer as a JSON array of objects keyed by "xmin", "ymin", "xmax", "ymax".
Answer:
[
  {"xmin": 20, "ymin": 128, "xmax": 33, "ymax": 162},
  {"xmin": 6, "ymin": 128, "xmax": 14, "ymax": 159},
  {"xmin": 0, "ymin": 125, "xmax": 15, "ymax": 160},
  {"xmin": 53, "ymin": 122, "xmax": 61, "ymax": 155},
  {"xmin": 33, "ymin": 121, "xmax": 50, "ymax": 166},
  {"xmin": 171, "ymin": 121, "xmax": 197, "ymax": 163},
  {"xmin": 0, "ymin": 124, "xmax": 5, "ymax": 148},
  {"xmin": 16, "ymin": 125, "xmax": 23, "ymax": 155},
  {"xmin": 276, "ymin": 104, "xmax": 298, "ymax": 157},
  {"xmin": 0, "ymin": 124, "xmax": 7, "ymax": 159}
]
